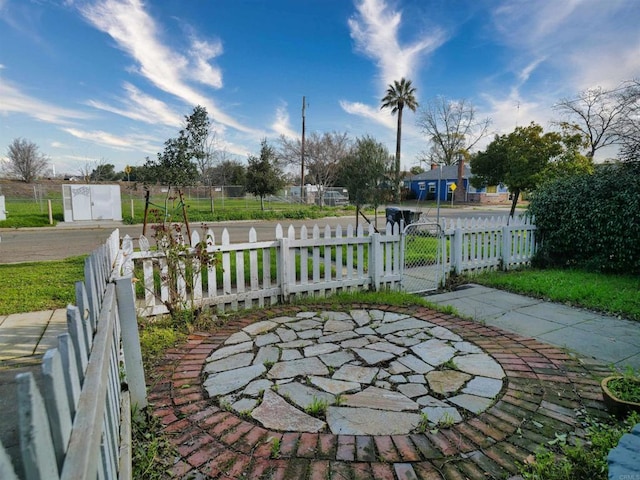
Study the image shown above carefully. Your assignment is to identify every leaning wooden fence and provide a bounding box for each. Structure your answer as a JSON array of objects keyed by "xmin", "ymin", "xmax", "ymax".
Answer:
[{"xmin": 0, "ymin": 229, "xmax": 146, "ymax": 480}]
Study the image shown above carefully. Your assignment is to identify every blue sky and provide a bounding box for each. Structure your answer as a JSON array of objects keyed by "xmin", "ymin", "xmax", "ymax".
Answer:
[{"xmin": 1, "ymin": 0, "xmax": 639, "ymax": 176}]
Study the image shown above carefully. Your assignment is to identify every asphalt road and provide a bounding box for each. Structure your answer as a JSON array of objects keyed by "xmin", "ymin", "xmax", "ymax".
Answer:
[{"xmin": 0, "ymin": 206, "xmax": 512, "ymax": 264}]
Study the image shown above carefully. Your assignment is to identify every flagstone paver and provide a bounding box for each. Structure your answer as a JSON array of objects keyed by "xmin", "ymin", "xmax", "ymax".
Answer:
[{"xmin": 149, "ymin": 304, "xmax": 611, "ymax": 479}]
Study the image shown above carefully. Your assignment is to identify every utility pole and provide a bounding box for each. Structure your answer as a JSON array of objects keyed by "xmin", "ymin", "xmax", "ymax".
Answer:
[{"xmin": 301, "ymin": 96, "xmax": 306, "ymax": 203}]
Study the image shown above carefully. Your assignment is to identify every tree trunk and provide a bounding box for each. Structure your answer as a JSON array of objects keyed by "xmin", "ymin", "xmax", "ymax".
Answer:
[
  {"xmin": 455, "ymin": 156, "xmax": 466, "ymax": 202},
  {"xmin": 395, "ymin": 107, "xmax": 403, "ymax": 203},
  {"xmin": 509, "ymin": 189, "xmax": 520, "ymax": 218},
  {"xmin": 260, "ymin": 195, "xmax": 265, "ymax": 210}
]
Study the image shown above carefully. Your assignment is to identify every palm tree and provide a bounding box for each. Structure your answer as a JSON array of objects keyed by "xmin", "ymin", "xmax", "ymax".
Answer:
[{"xmin": 381, "ymin": 77, "xmax": 418, "ymax": 203}]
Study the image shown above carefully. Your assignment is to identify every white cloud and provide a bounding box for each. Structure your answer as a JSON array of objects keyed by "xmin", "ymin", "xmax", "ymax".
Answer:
[
  {"xmin": 79, "ymin": 0, "xmax": 259, "ymax": 134},
  {"xmin": 86, "ymin": 82, "xmax": 182, "ymax": 126},
  {"xmin": 0, "ymin": 75, "xmax": 89, "ymax": 125},
  {"xmin": 490, "ymin": 0, "xmax": 640, "ymax": 92},
  {"xmin": 62, "ymin": 127, "xmax": 158, "ymax": 152},
  {"xmin": 348, "ymin": 0, "xmax": 446, "ymax": 88},
  {"xmin": 339, "ymin": 100, "xmax": 395, "ymax": 130},
  {"xmin": 271, "ymin": 104, "xmax": 298, "ymax": 139}
]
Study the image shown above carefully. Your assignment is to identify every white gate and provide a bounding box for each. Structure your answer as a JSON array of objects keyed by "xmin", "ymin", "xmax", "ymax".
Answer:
[{"xmin": 401, "ymin": 222, "xmax": 444, "ymax": 293}]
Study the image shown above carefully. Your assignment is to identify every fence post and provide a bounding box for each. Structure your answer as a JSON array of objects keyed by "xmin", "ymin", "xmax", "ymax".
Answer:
[
  {"xmin": 370, "ymin": 232, "xmax": 381, "ymax": 291},
  {"xmin": 451, "ymin": 227, "xmax": 463, "ymax": 275},
  {"xmin": 114, "ymin": 277, "xmax": 147, "ymax": 410},
  {"xmin": 501, "ymin": 225, "xmax": 512, "ymax": 271}
]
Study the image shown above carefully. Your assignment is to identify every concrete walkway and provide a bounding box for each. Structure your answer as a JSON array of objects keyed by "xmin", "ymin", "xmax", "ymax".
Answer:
[{"xmin": 426, "ymin": 284, "xmax": 640, "ymax": 370}]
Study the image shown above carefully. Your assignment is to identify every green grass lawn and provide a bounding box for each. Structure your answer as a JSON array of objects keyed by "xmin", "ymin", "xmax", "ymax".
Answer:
[
  {"xmin": 0, "ymin": 194, "xmax": 360, "ymax": 227},
  {"xmin": 0, "ymin": 256, "xmax": 86, "ymax": 314},
  {"xmin": 471, "ymin": 268, "xmax": 640, "ymax": 321},
  {"xmin": 1, "ymin": 251, "xmax": 639, "ymax": 322}
]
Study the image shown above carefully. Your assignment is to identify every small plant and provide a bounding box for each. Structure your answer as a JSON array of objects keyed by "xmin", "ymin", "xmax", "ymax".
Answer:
[
  {"xmin": 519, "ymin": 411, "xmax": 640, "ymax": 480},
  {"xmin": 219, "ymin": 399, "xmax": 233, "ymax": 411},
  {"xmin": 442, "ymin": 359, "xmax": 458, "ymax": 370},
  {"xmin": 263, "ymin": 360, "xmax": 275, "ymax": 369},
  {"xmin": 131, "ymin": 408, "xmax": 176, "ymax": 479},
  {"xmin": 606, "ymin": 366, "xmax": 640, "ymax": 403},
  {"xmin": 416, "ymin": 412, "xmax": 430, "ymax": 433},
  {"xmin": 305, "ymin": 397, "xmax": 328, "ymax": 417},
  {"xmin": 438, "ymin": 412, "xmax": 456, "ymax": 428},
  {"xmin": 334, "ymin": 394, "xmax": 345, "ymax": 406},
  {"xmin": 270, "ymin": 437, "xmax": 281, "ymax": 458}
]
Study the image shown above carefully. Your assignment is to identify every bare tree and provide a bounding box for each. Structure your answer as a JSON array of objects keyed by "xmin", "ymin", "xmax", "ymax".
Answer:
[
  {"xmin": 3, "ymin": 138, "xmax": 49, "ymax": 182},
  {"xmin": 279, "ymin": 131, "xmax": 351, "ymax": 205},
  {"xmin": 617, "ymin": 79, "xmax": 640, "ymax": 162},
  {"xmin": 417, "ymin": 97, "xmax": 491, "ymax": 201},
  {"xmin": 553, "ymin": 83, "xmax": 637, "ymax": 159},
  {"xmin": 417, "ymin": 97, "xmax": 491, "ymax": 166}
]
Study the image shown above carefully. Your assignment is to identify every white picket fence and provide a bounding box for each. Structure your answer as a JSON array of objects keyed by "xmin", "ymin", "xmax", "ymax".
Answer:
[
  {"xmin": 0, "ymin": 230, "xmax": 146, "ymax": 480},
  {"xmin": 440, "ymin": 215, "xmax": 537, "ymax": 274},
  {"xmin": 127, "ymin": 222, "xmax": 402, "ymax": 316},
  {"xmin": 128, "ymin": 216, "xmax": 536, "ymax": 317}
]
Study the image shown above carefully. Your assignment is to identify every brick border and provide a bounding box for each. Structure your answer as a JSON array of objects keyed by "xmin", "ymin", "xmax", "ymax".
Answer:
[{"xmin": 148, "ymin": 304, "xmax": 611, "ymax": 479}]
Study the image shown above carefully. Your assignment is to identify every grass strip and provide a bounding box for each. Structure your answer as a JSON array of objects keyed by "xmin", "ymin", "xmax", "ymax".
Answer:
[
  {"xmin": 471, "ymin": 268, "xmax": 640, "ymax": 321},
  {"xmin": 0, "ymin": 256, "xmax": 86, "ymax": 315}
]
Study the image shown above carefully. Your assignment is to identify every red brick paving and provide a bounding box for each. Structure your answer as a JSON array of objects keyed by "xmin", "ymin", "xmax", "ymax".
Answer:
[{"xmin": 148, "ymin": 304, "xmax": 612, "ymax": 479}]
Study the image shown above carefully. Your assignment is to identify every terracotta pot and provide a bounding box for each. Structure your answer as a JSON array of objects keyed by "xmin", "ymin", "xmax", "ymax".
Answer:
[{"xmin": 601, "ymin": 376, "xmax": 640, "ymax": 418}]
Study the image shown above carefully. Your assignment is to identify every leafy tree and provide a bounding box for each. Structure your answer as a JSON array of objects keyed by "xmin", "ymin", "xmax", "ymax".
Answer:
[
  {"xmin": 144, "ymin": 105, "xmax": 209, "ymax": 188},
  {"xmin": 410, "ymin": 165, "xmax": 425, "ymax": 175},
  {"xmin": 338, "ymin": 136, "xmax": 389, "ymax": 228},
  {"xmin": 246, "ymin": 139, "xmax": 285, "ymax": 210},
  {"xmin": 3, "ymin": 138, "xmax": 49, "ymax": 182},
  {"xmin": 470, "ymin": 123, "xmax": 563, "ymax": 217},
  {"xmin": 279, "ymin": 131, "xmax": 352, "ymax": 205},
  {"xmin": 542, "ymin": 133, "xmax": 594, "ymax": 181},
  {"xmin": 381, "ymin": 78, "xmax": 418, "ymax": 203},
  {"xmin": 210, "ymin": 158, "xmax": 246, "ymax": 186},
  {"xmin": 90, "ymin": 161, "xmax": 121, "ymax": 182}
]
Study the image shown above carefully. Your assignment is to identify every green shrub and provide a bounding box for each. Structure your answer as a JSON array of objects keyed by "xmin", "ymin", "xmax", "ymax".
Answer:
[{"xmin": 529, "ymin": 162, "xmax": 640, "ymax": 274}]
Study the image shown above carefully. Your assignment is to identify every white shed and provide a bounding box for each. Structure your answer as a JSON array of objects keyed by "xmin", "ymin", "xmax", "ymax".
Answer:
[{"xmin": 62, "ymin": 184, "xmax": 122, "ymax": 222}]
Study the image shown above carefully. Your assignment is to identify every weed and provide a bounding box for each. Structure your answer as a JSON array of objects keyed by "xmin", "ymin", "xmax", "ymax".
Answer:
[
  {"xmin": 442, "ymin": 359, "xmax": 458, "ymax": 370},
  {"xmin": 334, "ymin": 394, "xmax": 345, "ymax": 406},
  {"xmin": 305, "ymin": 397, "xmax": 328, "ymax": 417},
  {"xmin": 270, "ymin": 437, "xmax": 281, "ymax": 458},
  {"xmin": 438, "ymin": 412, "xmax": 456, "ymax": 428},
  {"xmin": 519, "ymin": 411, "xmax": 640, "ymax": 480},
  {"xmin": 263, "ymin": 360, "xmax": 275, "ymax": 369},
  {"xmin": 131, "ymin": 408, "xmax": 176, "ymax": 479},
  {"xmin": 416, "ymin": 412, "xmax": 430, "ymax": 433}
]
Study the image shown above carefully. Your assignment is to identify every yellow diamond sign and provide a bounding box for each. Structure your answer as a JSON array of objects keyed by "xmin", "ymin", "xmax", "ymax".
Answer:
[{"xmin": 449, "ymin": 183, "xmax": 457, "ymax": 191}]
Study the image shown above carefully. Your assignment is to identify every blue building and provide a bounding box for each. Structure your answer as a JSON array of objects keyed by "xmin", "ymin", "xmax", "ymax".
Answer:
[{"xmin": 404, "ymin": 164, "xmax": 509, "ymax": 204}]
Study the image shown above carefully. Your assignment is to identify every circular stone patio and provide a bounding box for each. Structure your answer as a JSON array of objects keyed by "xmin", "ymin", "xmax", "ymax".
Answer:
[
  {"xmin": 203, "ymin": 309, "xmax": 506, "ymax": 435},
  {"xmin": 149, "ymin": 304, "xmax": 611, "ymax": 480}
]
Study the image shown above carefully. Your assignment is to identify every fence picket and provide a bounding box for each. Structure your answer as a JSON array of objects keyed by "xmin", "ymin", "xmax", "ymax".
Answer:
[
  {"xmin": 67, "ymin": 305, "xmax": 89, "ymax": 385},
  {"xmin": 323, "ymin": 225, "xmax": 332, "ymax": 288},
  {"xmin": 335, "ymin": 225, "xmax": 343, "ymax": 282},
  {"xmin": 300, "ymin": 225, "xmax": 308, "ymax": 285},
  {"xmin": 42, "ymin": 349, "xmax": 72, "ymax": 471},
  {"xmin": 57, "ymin": 334, "xmax": 81, "ymax": 417},
  {"xmin": 17, "ymin": 372, "xmax": 60, "ymax": 480},
  {"xmin": 0, "ymin": 441, "xmax": 19, "ymax": 480}
]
